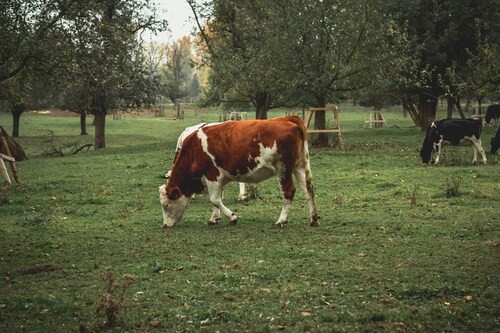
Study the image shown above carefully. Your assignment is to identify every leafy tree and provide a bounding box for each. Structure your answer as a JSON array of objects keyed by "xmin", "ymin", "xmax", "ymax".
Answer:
[
  {"xmin": 59, "ymin": 0, "xmax": 165, "ymax": 148},
  {"xmin": 189, "ymin": 0, "xmax": 298, "ymax": 119},
  {"xmin": 389, "ymin": 0, "xmax": 500, "ymax": 130},
  {"xmin": 161, "ymin": 36, "xmax": 195, "ymax": 118},
  {"xmin": 278, "ymin": 0, "xmax": 403, "ymax": 144},
  {"xmin": 0, "ymin": 0, "xmax": 71, "ymax": 136},
  {"xmin": 190, "ymin": 0, "xmax": 402, "ymax": 130}
]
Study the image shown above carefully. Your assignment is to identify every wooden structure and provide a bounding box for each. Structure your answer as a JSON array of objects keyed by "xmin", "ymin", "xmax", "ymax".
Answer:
[
  {"xmin": 220, "ymin": 110, "xmax": 248, "ymax": 122},
  {"xmin": 229, "ymin": 111, "xmax": 247, "ymax": 120},
  {"xmin": 470, "ymin": 105, "xmax": 483, "ymax": 119},
  {"xmin": 0, "ymin": 129, "xmax": 21, "ymax": 185},
  {"xmin": 304, "ymin": 107, "xmax": 344, "ymax": 149},
  {"xmin": 364, "ymin": 110, "xmax": 387, "ymax": 128}
]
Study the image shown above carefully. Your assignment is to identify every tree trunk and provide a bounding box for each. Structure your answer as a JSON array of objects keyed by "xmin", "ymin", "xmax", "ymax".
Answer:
[
  {"xmin": 312, "ymin": 96, "xmax": 329, "ymax": 147},
  {"xmin": 446, "ymin": 97, "xmax": 453, "ymax": 119},
  {"xmin": 447, "ymin": 97, "xmax": 466, "ymax": 119},
  {"xmin": 94, "ymin": 113, "xmax": 106, "ymax": 149},
  {"xmin": 80, "ymin": 113, "xmax": 88, "ymax": 135},
  {"xmin": 255, "ymin": 92, "xmax": 270, "ymax": 119},
  {"xmin": 453, "ymin": 98, "xmax": 466, "ymax": 119},
  {"xmin": 418, "ymin": 92, "xmax": 437, "ymax": 131},
  {"xmin": 174, "ymin": 100, "xmax": 182, "ymax": 119},
  {"xmin": 10, "ymin": 103, "xmax": 27, "ymax": 138}
]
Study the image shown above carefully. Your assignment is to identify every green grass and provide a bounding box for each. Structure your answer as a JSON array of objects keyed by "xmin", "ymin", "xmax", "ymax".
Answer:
[{"xmin": 0, "ymin": 106, "xmax": 499, "ymax": 332}]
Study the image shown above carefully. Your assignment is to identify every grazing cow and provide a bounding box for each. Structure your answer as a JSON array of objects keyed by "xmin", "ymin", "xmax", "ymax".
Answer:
[
  {"xmin": 159, "ymin": 116, "xmax": 319, "ymax": 228},
  {"xmin": 420, "ymin": 118, "xmax": 487, "ymax": 165},
  {"xmin": 485, "ymin": 104, "xmax": 500, "ymax": 124},
  {"xmin": 491, "ymin": 126, "xmax": 500, "ymax": 154},
  {"xmin": 166, "ymin": 122, "xmax": 247, "ymax": 201}
]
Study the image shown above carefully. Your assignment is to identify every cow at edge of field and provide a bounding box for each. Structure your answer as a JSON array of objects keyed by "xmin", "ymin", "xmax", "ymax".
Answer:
[
  {"xmin": 485, "ymin": 104, "xmax": 500, "ymax": 125},
  {"xmin": 165, "ymin": 122, "xmax": 247, "ymax": 202},
  {"xmin": 491, "ymin": 126, "xmax": 500, "ymax": 154},
  {"xmin": 159, "ymin": 116, "xmax": 319, "ymax": 228},
  {"xmin": 420, "ymin": 118, "xmax": 487, "ymax": 165}
]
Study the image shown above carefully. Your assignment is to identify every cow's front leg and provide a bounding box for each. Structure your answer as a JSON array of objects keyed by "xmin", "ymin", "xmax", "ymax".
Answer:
[
  {"xmin": 206, "ymin": 181, "xmax": 238, "ymax": 225},
  {"xmin": 208, "ymin": 207, "xmax": 221, "ymax": 225},
  {"xmin": 433, "ymin": 141, "xmax": 442, "ymax": 165}
]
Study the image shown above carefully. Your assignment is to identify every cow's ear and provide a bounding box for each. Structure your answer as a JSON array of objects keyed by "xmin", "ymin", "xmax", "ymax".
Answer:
[{"xmin": 167, "ymin": 186, "xmax": 181, "ymax": 200}]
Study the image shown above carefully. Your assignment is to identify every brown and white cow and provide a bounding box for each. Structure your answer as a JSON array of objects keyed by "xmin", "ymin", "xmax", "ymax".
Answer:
[{"xmin": 159, "ymin": 116, "xmax": 319, "ymax": 228}]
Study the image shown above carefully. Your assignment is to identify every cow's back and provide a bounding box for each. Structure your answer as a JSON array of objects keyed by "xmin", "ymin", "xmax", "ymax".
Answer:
[
  {"xmin": 198, "ymin": 116, "xmax": 306, "ymax": 176},
  {"xmin": 436, "ymin": 119, "xmax": 482, "ymax": 144}
]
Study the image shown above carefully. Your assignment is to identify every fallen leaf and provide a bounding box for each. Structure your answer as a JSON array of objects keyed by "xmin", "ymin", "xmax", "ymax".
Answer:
[
  {"xmin": 301, "ymin": 311, "xmax": 313, "ymax": 317},
  {"xmin": 464, "ymin": 295, "xmax": 473, "ymax": 302},
  {"xmin": 443, "ymin": 301, "xmax": 451, "ymax": 306}
]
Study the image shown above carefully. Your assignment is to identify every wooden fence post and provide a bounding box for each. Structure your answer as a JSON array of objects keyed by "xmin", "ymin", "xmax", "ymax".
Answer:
[{"xmin": 0, "ymin": 129, "xmax": 21, "ymax": 185}]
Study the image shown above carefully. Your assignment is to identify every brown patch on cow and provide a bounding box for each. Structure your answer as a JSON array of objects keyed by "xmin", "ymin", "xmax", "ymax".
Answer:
[
  {"xmin": 166, "ymin": 130, "xmax": 218, "ymax": 197},
  {"xmin": 202, "ymin": 117, "xmax": 305, "ymax": 178}
]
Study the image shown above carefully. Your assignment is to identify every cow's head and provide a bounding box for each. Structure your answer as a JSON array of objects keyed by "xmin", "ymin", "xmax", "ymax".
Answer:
[
  {"xmin": 159, "ymin": 184, "xmax": 190, "ymax": 227},
  {"xmin": 420, "ymin": 123, "xmax": 439, "ymax": 164}
]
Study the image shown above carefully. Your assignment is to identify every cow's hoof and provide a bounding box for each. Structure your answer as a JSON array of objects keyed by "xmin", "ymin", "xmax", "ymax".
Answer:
[
  {"xmin": 310, "ymin": 215, "xmax": 320, "ymax": 227},
  {"xmin": 208, "ymin": 218, "xmax": 220, "ymax": 225},
  {"xmin": 274, "ymin": 221, "xmax": 287, "ymax": 228}
]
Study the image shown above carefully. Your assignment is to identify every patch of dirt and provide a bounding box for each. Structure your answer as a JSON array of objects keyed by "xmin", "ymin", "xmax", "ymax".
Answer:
[{"xmin": 21, "ymin": 264, "xmax": 62, "ymax": 275}]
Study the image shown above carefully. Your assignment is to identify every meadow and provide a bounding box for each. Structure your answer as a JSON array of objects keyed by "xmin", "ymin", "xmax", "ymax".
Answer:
[{"xmin": 0, "ymin": 105, "xmax": 499, "ymax": 332}]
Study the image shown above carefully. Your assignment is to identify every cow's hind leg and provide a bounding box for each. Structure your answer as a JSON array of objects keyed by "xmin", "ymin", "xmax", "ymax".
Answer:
[
  {"xmin": 238, "ymin": 182, "xmax": 248, "ymax": 202},
  {"xmin": 294, "ymin": 167, "xmax": 320, "ymax": 227},
  {"xmin": 470, "ymin": 137, "xmax": 487, "ymax": 164},
  {"xmin": 275, "ymin": 176, "xmax": 295, "ymax": 228},
  {"xmin": 471, "ymin": 142, "xmax": 478, "ymax": 163},
  {"xmin": 208, "ymin": 207, "xmax": 221, "ymax": 225}
]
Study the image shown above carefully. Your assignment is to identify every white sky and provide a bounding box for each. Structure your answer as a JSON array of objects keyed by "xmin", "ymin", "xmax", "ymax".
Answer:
[{"xmin": 146, "ymin": 0, "xmax": 197, "ymax": 44}]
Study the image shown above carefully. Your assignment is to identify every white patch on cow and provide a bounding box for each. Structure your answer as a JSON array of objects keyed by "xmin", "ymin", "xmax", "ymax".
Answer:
[
  {"xmin": 234, "ymin": 141, "xmax": 280, "ymax": 183},
  {"xmin": 197, "ymin": 129, "xmax": 218, "ymax": 168}
]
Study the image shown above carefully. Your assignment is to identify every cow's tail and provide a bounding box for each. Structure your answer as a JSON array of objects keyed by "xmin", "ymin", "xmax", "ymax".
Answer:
[
  {"xmin": 284, "ymin": 116, "xmax": 307, "ymax": 147},
  {"xmin": 284, "ymin": 116, "xmax": 309, "ymax": 167}
]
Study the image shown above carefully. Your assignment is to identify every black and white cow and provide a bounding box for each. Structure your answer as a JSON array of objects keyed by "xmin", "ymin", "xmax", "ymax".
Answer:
[
  {"xmin": 420, "ymin": 118, "xmax": 487, "ymax": 165},
  {"xmin": 491, "ymin": 126, "xmax": 500, "ymax": 154},
  {"xmin": 485, "ymin": 104, "xmax": 500, "ymax": 125}
]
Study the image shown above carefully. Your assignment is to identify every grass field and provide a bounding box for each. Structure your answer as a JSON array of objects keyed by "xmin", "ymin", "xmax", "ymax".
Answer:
[{"xmin": 0, "ymin": 106, "xmax": 499, "ymax": 332}]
